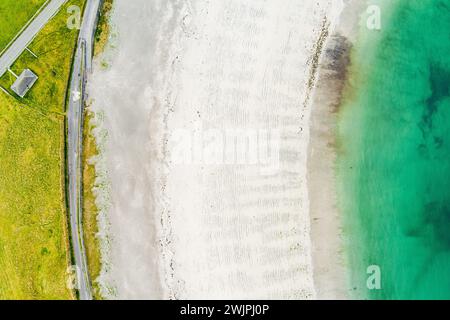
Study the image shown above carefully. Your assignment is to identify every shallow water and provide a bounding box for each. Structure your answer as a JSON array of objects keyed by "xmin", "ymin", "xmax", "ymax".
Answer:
[{"xmin": 339, "ymin": 0, "xmax": 450, "ymax": 299}]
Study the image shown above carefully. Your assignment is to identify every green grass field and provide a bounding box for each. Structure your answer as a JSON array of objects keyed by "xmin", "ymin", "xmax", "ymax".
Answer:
[
  {"xmin": 0, "ymin": 0, "xmax": 47, "ymax": 51},
  {"xmin": 0, "ymin": 0, "xmax": 85, "ymax": 299}
]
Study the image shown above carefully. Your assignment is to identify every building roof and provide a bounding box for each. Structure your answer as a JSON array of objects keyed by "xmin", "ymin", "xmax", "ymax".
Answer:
[{"xmin": 10, "ymin": 69, "xmax": 38, "ymax": 98}]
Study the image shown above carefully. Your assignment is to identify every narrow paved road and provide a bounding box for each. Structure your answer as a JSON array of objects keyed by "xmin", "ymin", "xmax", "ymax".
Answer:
[
  {"xmin": 0, "ymin": 0, "xmax": 67, "ymax": 76},
  {"xmin": 67, "ymin": 0, "xmax": 102, "ymax": 300},
  {"xmin": 0, "ymin": 0, "xmax": 102, "ymax": 300}
]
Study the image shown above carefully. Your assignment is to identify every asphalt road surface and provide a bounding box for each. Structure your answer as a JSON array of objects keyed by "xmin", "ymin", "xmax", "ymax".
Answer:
[
  {"xmin": 0, "ymin": 0, "xmax": 67, "ymax": 77},
  {"xmin": 67, "ymin": 0, "xmax": 102, "ymax": 300},
  {"xmin": 0, "ymin": 0, "xmax": 102, "ymax": 300}
]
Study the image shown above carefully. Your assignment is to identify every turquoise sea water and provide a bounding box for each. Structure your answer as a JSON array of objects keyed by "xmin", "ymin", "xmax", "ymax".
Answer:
[{"xmin": 339, "ymin": 0, "xmax": 450, "ymax": 299}]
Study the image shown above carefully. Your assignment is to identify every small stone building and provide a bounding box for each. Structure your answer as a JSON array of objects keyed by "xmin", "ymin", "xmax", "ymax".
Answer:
[{"xmin": 10, "ymin": 69, "xmax": 38, "ymax": 98}]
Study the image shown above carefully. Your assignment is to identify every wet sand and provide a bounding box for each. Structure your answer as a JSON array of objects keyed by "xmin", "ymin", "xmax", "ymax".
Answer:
[{"xmin": 308, "ymin": 0, "xmax": 367, "ymax": 299}]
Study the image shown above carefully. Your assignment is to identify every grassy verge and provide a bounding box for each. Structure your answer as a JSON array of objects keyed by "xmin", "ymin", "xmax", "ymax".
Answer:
[
  {"xmin": 94, "ymin": 0, "xmax": 114, "ymax": 56},
  {"xmin": 0, "ymin": 0, "xmax": 47, "ymax": 51},
  {"xmin": 81, "ymin": 110, "xmax": 102, "ymax": 300},
  {"xmin": 0, "ymin": 0, "xmax": 85, "ymax": 299}
]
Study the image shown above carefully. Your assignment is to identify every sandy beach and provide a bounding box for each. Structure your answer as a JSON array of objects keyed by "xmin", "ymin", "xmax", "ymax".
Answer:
[{"xmin": 87, "ymin": 0, "xmax": 349, "ymax": 299}]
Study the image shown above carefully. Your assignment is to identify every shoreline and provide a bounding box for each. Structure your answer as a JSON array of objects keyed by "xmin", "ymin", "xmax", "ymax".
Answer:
[{"xmin": 307, "ymin": 0, "xmax": 364, "ymax": 299}]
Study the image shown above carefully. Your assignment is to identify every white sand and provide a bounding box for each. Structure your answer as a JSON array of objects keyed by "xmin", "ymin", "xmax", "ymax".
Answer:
[{"xmin": 88, "ymin": 0, "xmax": 346, "ymax": 299}]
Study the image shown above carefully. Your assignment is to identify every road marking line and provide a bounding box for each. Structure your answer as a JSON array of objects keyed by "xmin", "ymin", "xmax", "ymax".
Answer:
[
  {"xmin": 8, "ymin": 68, "xmax": 18, "ymax": 78},
  {"xmin": 26, "ymin": 47, "xmax": 38, "ymax": 58},
  {"xmin": 72, "ymin": 89, "xmax": 81, "ymax": 101},
  {"xmin": 0, "ymin": 0, "xmax": 68, "ymax": 77},
  {"xmin": 0, "ymin": 85, "xmax": 13, "ymax": 98}
]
